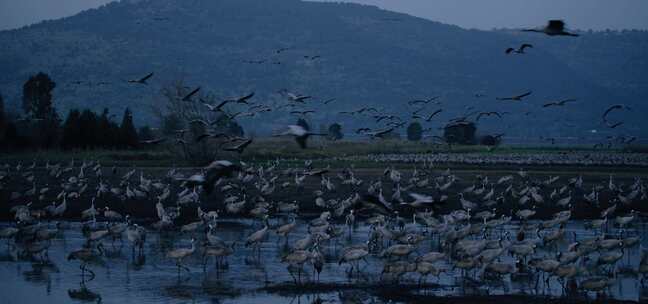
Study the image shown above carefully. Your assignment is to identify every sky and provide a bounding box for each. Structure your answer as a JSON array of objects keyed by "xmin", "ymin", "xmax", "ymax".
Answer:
[{"xmin": 1, "ymin": 0, "xmax": 647, "ymax": 31}]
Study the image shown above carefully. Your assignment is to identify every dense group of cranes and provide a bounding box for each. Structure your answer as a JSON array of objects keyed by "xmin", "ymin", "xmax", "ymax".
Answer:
[{"xmin": 0, "ymin": 156, "xmax": 647, "ymax": 301}]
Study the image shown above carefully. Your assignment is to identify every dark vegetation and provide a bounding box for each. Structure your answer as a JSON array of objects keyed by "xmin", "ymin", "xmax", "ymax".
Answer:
[
  {"xmin": 0, "ymin": 72, "xmax": 150, "ymax": 150},
  {"xmin": 407, "ymin": 122, "xmax": 423, "ymax": 141}
]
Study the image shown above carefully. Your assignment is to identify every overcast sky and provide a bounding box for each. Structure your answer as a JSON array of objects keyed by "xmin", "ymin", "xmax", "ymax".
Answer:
[{"xmin": 1, "ymin": 0, "xmax": 647, "ymax": 31}]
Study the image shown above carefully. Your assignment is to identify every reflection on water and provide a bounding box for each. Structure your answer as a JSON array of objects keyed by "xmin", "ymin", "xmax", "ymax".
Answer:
[{"xmin": 0, "ymin": 220, "xmax": 646, "ymax": 303}]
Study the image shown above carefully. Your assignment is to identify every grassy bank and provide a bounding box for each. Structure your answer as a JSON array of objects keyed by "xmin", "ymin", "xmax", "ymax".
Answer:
[{"xmin": 0, "ymin": 138, "xmax": 644, "ymax": 166}]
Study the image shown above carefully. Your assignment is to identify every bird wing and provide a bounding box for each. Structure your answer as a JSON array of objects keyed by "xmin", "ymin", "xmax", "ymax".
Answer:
[
  {"xmin": 238, "ymin": 92, "xmax": 255, "ymax": 102},
  {"xmin": 520, "ymin": 44, "xmax": 533, "ymax": 51},
  {"xmin": 516, "ymin": 91, "xmax": 532, "ymax": 99},
  {"xmin": 559, "ymin": 99, "xmax": 577, "ymax": 105},
  {"xmin": 607, "ymin": 121, "xmax": 623, "ymax": 129},
  {"xmin": 140, "ymin": 72, "xmax": 154, "ymax": 82},
  {"xmin": 183, "ymin": 87, "xmax": 201, "ymax": 101},
  {"xmin": 602, "ymin": 105, "xmax": 623, "ymax": 119}
]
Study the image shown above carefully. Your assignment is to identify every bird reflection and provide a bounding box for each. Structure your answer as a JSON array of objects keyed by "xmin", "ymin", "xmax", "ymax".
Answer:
[{"xmin": 68, "ymin": 280, "xmax": 102, "ymax": 303}]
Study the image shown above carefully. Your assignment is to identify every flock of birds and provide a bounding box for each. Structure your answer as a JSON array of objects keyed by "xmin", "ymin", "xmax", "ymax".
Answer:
[
  {"xmin": 1, "ymin": 155, "xmax": 647, "ymax": 300},
  {"xmin": 95, "ymin": 19, "xmax": 635, "ymax": 152}
]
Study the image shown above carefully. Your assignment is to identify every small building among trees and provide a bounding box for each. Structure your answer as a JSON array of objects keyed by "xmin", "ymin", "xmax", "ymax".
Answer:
[{"xmin": 443, "ymin": 121, "xmax": 476, "ymax": 145}]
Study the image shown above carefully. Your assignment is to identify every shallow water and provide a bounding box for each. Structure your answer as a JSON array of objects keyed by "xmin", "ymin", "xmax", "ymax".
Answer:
[{"xmin": 0, "ymin": 219, "xmax": 646, "ymax": 303}]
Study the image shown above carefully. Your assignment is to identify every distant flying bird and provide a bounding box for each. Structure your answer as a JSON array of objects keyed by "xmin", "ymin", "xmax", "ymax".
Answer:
[
  {"xmin": 228, "ymin": 111, "xmax": 256, "ymax": 120},
  {"xmin": 128, "ymin": 72, "xmax": 154, "ymax": 85},
  {"xmin": 543, "ymin": 99, "xmax": 577, "ymax": 108},
  {"xmin": 602, "ymin": 104, "xmax": 629, "ymax": 121},
  {"xmin": 339, "ymin": 107, "xmax": 379, "ymax": 115},
  {"xmin": 182, "ymin": 87, "xmax": 201, "ymax": 101},
  {"xmin": 605, "ymin": 121, "xmax": 624, "ymax": 129},
  {"xmin": 225, "ymin": 92, "xmax": 255, "ymax": 104},
  {"xmin": 355, "ymin": 127, "xmax": 372, "ymax": 134},
  {"xmin": 203, "ymin": 100, "xmax": 230, "ymax": 112},
  {"xmin": 365, "ymin": 127, "xmax": 395, "ymax": 138},
  {"xmin": 222, "ymin": 138, "xmax": 253, "ymax": 154},
  {"xmin": 476, "ymin": 112, "xmax": 502, "ymax": 121},
  {"xmin": 425, "ymin": 109, "xmax": 443, "ymax": 122},
  {"xmin": 523, "ymin": 20, "xmax": 579, "ymax": 37},
  {"xmin": 496, "ymin": 91, "xmax": 532, "ymax": 101},
  {"xmin": 408, "ymin": 96, "xmax": 440, "ymax": 106},
  {"xmin": 506, "ymin": 44, "xmax": 533, "ymax": 54},
  {"xmin": 374, "ymin": 115, "xmax": 401, "ymax": 123},
  {"xmin": 276, "ymin": 47, "xmax": 294, "ymax": 53},
  {"xmin": 287, "ymin": 93, "xmax": 312, "ymax": 103},
  {"xmin": 274, "ymin": 125, "xmax": 326, "ymax": 149},
  {"xmin": 290, "ymin": 110, "xmax": 316, "ymax": 116}
]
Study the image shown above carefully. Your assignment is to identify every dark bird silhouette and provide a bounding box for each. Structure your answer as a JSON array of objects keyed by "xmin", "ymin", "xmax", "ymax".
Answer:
[
  {"xmin": 228, "ymin": 111, "xmax": 256, "ymax": 119},
  {"xmin": 497, "ymin": 91, "xmax": 532, "ymax": 101},
  {"xmin": 374, "ymin": 115, "xmax": 401, "ymax": 123},
  {"xmin": 355, "ymin": 127, "xmax": 372, "ymax": 134},
  {"xmin": 408, "ymin": 96, "xmax": 440, "ymax": 106},
  {"xmin": 365, "ymin": 127, "xmax": 395, "ymax": 138},
  {"xmin": 203, "ymin": 99, "xmax": 230, "ymax": 112},
  {"xmin": 543, "ymin": 99, "xmax": 577, "ymax": 108},
  {"xmin": 424, "ymin": 109, "xmax": 443, "ymax": 121},
  {"xmin": 128, "ymin": 72, "xmax": 154, "ymax": 85},
  {"xmin": 476, "ymin": 112, "xmax": 502, "ymax": 121},
  {"xmin": 506, "ymin": 44, "xmax": 533, "ymax": 54},
  {"xmin": 222, "ymin": 138, "xmax": 253, "ymax": 154},
  {"xmin": 522, "ymin": 20, "xmax": 579, "ymax": 37},
  {"xmin": 182, "ymin": 87, "xmax": 201, "ymax": 101},
  {"xmin": 355, "ymin": 194, "xmax": 393, "ymax": 215},
  {"xmin": 290, "ymin": 110, "xmax": 316, "ymax": 116},
  {"xmin": 606, "ymin": 121, "xmax": 624, "ymax": 129},
  {"xmin": 276, "ymin": 47, "xmax": 293, "ymax": 53},
  {"xmin": 288, "ymin": 94, "xmax": 311, "ymax": 103},
  {"xmin": 602, "ymin": 104, "xmax": 628, "ymax": 120},
  {"xmin": 225, "ymin": 92, "xmax": 255, "ymax": 104}
]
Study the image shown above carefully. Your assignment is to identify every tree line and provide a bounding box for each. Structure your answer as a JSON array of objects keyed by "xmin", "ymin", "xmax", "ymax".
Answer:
[{"xmin": 0, "ymin": 72, "xmax": 148, "ymax": 150}]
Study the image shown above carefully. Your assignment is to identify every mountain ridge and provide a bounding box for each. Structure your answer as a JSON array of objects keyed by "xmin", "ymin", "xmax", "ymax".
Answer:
[{"xmin": 0, "ymin": 0, "xmax": 646, "ymax": 138}]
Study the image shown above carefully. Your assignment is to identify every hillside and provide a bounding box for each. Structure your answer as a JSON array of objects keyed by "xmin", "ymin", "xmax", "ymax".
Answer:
[{"xmin": 0, "ymin": 0, "xmax": 646, "ymax": 139}]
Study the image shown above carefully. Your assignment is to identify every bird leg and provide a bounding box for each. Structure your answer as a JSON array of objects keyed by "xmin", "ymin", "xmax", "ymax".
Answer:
[
  {"xmin": 202, "ymin": 256, "xmax": 208, "ymax": 272},
  {"xmin": 181, "ymin": 262, "xmax": 190, "ymax": 273}
]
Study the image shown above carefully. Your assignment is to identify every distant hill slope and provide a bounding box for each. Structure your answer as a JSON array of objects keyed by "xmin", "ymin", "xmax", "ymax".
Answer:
[{"xmin": 0, "ymin": 0, "xmax": 646, "ymax": 138}]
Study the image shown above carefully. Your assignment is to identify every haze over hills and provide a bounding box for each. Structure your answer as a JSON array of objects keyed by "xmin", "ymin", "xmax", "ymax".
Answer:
[{"xmin": 0, "ymin": 0, "xmax": 646, "ymax": 139}]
